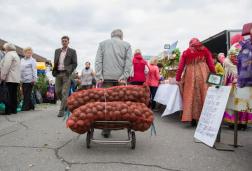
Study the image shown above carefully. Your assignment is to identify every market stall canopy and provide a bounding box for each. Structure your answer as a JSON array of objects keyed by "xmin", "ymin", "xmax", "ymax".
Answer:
[
  {"xmin": 202, "ymin": 30, "xmax": 241, "ymax": 55},
  {"xmin": 0, "ymin": 38, "xmax": 51, "ymax": 63}
]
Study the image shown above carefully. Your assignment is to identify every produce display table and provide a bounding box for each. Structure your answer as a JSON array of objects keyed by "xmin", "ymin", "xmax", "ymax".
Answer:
[{"xmin": 154, "ymin": 84, "xmax": 182, "ymax": 117}]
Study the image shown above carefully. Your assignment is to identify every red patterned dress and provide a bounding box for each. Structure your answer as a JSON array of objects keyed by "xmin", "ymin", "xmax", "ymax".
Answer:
[{"xmin": 176, "ymin": 38, "xmax": 215, "ymax": 122}]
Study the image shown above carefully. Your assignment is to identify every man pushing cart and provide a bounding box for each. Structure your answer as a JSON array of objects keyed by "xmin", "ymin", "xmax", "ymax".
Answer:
[
  {"xmin": 66, "ymin": 29, "xmax": 153, "ymax": 149},
  {"xmin": 95, "ymin": 29, "xmax": 133, "ymax": 138}
]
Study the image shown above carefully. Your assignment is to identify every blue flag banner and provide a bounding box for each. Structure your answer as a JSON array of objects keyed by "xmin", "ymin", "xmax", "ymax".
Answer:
[{"xmin": 166, "ymin": 41, "xmax": 178, "ymax": 54}]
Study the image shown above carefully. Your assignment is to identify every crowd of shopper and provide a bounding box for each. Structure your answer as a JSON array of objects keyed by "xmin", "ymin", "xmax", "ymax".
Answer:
[{"xmin": 0, "ymin": 44, "xmax": 37, "ymax": 115}]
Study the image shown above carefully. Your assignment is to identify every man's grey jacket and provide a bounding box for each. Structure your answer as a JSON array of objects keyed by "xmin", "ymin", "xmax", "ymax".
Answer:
[{"xmin": 95, "ymin": 37, "xmax": 132, "ymax": 81}]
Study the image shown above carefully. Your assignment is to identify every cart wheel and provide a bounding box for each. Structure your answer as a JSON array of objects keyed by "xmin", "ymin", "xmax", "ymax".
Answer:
[
  {"xmin": 131, "ymin": 131, "xmax": 136, "ymax": 149},
  {"xmin": 86, "ymin": 131, "xmax": 91, "ymax": 149}
]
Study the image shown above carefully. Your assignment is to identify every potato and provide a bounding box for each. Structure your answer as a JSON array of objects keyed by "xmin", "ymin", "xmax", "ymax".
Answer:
[
  {"xmin": 121, "ymin": 109, "xmax": 128, "ymax": 114},
  {"xmin": 94, "ymin": 94, "xmax": 99, "ymax": 99},
  {"xmin": 85, "ymin": 108, "xmax": 91, "ymax": 113},
  {"xmin": 71, "ymin": 116, "xmax": 78, "ymax": 122},
  {"xmin": 66, "ymin": 119, "xmax": 75, "ymax": 128},
  {"xmin": 77, "ymin": 93, "xmax": 82, "ymax": 98},
  {"xmin": 73, "ymin": 101, "xmax": 79, "ymax": 106},
  {"xmin": 134, "ymin": 109, "xmax": 141, "ymax": 116},
  {"xmin": 126, "ymin": 90, "xmax": 131, "ymax": 95},
  {"xmin": 73, "ymin": 112, "xmax": 80, "ymax": 118},
  {"xmin": 97, "ymin": 111, "xmax": 104, "ymax": 119},
  {"xmin": 73, "ymin": 123, "xmax": 78, "ymax": 129},
  {"xmin": 89, "ymin": 93, "xmax": 94, "ymax": 98},
  {"xmin": 86, "ymin": 113, "xmax": 93, "ymax": 120},
  {"xmin": 114, "ymin": 110, "xmax": 120, "ymax": 116},
  {"xmin": 77, "ymin": 120, "xmax": 85, "ymax": 127},
  {"xmin": 96, "ymin": 105, "xmax": 103, "ymax": 111},
  {"xmin": 82, "ymin": 96, "xmax": 88, "ymax": 101},
  {"xmin": 79, "ymin": 98, "xmax": 85, "ymax": 104},
  {"xmin": 118, "ymin": 91, "xmax": 124, "ymax": 97},
  {"xmin": 80, "ymin": 106, "xmax": 86, "ymax": 112},
  {"xmin": 79, "ymin": 113, "xmax": 86, "ymax": 120},
  {"xmin": 92, "ymin": 107, "xmax": 98, "ymax": 114}
]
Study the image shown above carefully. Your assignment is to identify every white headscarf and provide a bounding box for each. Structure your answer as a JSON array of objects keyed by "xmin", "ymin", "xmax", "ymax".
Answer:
[{"xmin": 223, "ymin": 43, "xmax": 241, "ymax": 84}]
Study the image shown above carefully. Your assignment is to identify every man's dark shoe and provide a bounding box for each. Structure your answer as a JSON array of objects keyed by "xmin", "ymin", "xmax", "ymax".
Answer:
[
  {"xmin": 101, "ymin": 129, "xmax": 111, "ymax": 138},
  {"xmin": 191, "ymin": 119, "xmax": 197, "ymax": 127},
  {"xmin": 57, "ymin": 112, "xmax": 64, "ymax": 117}
]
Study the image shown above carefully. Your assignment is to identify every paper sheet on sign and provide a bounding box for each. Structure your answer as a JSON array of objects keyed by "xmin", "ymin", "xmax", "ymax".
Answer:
[{"xmin": 194, "ymin": 86, "xmax": 232, "ymax": 147}]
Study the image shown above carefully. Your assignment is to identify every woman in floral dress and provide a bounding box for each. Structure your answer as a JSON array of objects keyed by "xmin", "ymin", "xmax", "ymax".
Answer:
[
  {"xmin": 223, "ymin": 33, "xmax": 252, "ymax": 129},
  {"xmin": 176, "ymin": 38, "xmax": 215, "ymax": 126}
]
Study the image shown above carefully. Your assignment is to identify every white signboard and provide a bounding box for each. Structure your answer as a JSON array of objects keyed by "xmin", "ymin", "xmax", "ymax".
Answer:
[{"xmin": 194, "ymin": 86, "xmax": 232, "ymax": 147}]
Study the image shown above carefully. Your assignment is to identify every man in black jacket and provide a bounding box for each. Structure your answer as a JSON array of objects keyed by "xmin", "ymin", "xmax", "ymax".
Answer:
[{"xmin": 53, "ymin": 36, "xmax": 77, "ymax": 117}]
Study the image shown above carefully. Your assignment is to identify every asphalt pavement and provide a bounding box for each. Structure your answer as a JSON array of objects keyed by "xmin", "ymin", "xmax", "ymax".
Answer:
[{"xmin": 0, "ymin": 104, "xmax": 251, "ymax": 171}]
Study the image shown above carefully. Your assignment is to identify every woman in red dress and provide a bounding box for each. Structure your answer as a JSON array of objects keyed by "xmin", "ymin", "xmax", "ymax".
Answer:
[{"xmin": 176, "ymin": 38, "xmax": 215, "ymax": 126}]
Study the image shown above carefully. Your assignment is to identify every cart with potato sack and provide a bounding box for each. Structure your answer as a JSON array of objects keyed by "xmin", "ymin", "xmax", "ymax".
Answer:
[{"xmin": 66, "ymin": 85, "xmax": 153, "ymax": 149}]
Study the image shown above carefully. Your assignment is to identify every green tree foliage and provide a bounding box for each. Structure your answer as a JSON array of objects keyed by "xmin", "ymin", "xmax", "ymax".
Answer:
[{"xmin": 34, "ymin": 74, "xmax": 48, "ymax": 96}]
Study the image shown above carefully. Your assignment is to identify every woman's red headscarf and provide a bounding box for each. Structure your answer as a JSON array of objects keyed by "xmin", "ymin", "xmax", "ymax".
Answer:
[
  {"xmin": 230, "ymin": 34, "xmax": 244, "ymax": 45},
  {"xmin": 189, "ymin": 38, "xmax": 203, "ymax": 51}
]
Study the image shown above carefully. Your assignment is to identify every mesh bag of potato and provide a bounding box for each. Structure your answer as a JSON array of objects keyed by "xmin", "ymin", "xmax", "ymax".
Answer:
[{"xmin": 66, "ymin": 85, "xmax": 153, "ymax": 134}]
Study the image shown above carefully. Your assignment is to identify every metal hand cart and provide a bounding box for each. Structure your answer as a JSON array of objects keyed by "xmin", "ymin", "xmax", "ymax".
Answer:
[
  {"xmin": 86, "ymin": 121, "xmax": 136, "ymax": 149},
  {"xmin": 86, "ymin": 81, "xmax": 138, "ymax": 149}
]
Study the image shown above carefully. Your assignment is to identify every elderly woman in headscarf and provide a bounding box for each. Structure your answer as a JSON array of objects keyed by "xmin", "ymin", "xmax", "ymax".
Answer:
[
  {"xmin": 223, "ymin": 26, "xmax": 252, "ymax": 130},
  {"xmin": 223, "ymin": 34, "xmax": 243, "ymax": 86},
  {"xmin": 176, "ymin": 38, "xmax": 215, "ymax": 126}
]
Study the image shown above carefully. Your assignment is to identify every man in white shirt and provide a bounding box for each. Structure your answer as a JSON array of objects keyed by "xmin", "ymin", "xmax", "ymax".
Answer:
[{"xmin": 53, "ymin": 36, "xmax": 77, "ymax": 117}]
